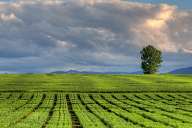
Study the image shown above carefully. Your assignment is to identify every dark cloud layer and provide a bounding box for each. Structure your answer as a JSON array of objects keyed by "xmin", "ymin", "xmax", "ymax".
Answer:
[{"xmin": 0, "ymin": 0, "xmax": 191, "ymax": 73}]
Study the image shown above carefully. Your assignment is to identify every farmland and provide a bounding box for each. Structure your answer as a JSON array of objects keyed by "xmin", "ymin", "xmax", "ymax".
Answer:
[
  {"xmin": 0, "ymin": 74, "xmax": 192, "ymax": 92},
  {"xmin": 0, "ymin": 74, "xmax": 192, "ymax": 128}
]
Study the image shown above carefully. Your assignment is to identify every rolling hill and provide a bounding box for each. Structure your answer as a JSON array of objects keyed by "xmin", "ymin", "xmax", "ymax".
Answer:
[
  {"xmin": 51, "ymin": 70, "xmax": 132, "ymax": 74},
  {"xmin": 170, "ymin": 67, "xmax": 192, "ymax": 74}
]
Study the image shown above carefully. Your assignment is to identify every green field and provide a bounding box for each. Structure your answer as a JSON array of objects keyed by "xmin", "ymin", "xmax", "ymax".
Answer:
[
  {"xmin": 0, "ymin": 74, "xmax": 192, "ymax": 92},
  {"xmin": 0, "ymin": 74, "xmax": 192, "ymax": 128}
]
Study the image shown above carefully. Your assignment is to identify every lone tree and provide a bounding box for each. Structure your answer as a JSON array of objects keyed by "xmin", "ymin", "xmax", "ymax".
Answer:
[{"xmin": 140, "ymin": 45, "xmax": 163, "ymax": 74}]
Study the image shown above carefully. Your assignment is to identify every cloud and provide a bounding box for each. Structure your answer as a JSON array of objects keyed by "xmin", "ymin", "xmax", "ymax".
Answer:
[
  {"xmin": 56, "ymin": 40, "xmax": 76, "ymax": 49},
  {"xmin": 80, "ymin": 0, "xmax": 120, "ymax": 5},
  {"xmin": 144, "ymin": 4, "xmax": 175, "ymax": 29},
  {"xmin": 183, "ymin": 48, "xmax": 192, "ymax": 54},
  {"xmin": 0, "ymin": 0, "xmax": 191, "ymax": 72},
  {"xmin": 0, "ymin": 13, "xmax": 16, "ymax": 21}
]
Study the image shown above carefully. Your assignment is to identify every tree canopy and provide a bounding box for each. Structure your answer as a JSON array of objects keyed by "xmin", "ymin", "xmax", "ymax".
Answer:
[{"xmin": 140, "ymin": 45, "xmax": 163, "ymax": 74}]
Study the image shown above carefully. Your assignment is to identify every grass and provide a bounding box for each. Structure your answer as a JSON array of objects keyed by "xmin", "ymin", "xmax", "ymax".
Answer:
[
  {"xmin": 0, "ymin": 74, "xmax": 191, "ymax": 92},
  {"xmin": 0, "ymin": 74, "xmax": 191, "ymax": 128},
  {"xmin": 0, "ymin": 92, "xmax": 191, "ymax": 128}
]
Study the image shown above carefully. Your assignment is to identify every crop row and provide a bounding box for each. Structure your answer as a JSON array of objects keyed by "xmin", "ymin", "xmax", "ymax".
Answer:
[{"xmin": 0, "ymin": 93, "xmax": 191, "ymax": 128}]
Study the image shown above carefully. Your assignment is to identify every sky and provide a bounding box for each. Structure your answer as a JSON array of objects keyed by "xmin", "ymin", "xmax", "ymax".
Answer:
[{"xmin": 0, "ymin": 0, "xmax": 191, "ymax": 73}]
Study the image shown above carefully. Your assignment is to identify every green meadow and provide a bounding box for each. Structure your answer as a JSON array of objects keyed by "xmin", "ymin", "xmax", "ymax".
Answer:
[
  {"xmin": 0, "ymin": 74, "xmax": 192, "ymax": 92},
  {"xmin": 0, "ymin": 74, "xmax": 192, "ymax": 128}
]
